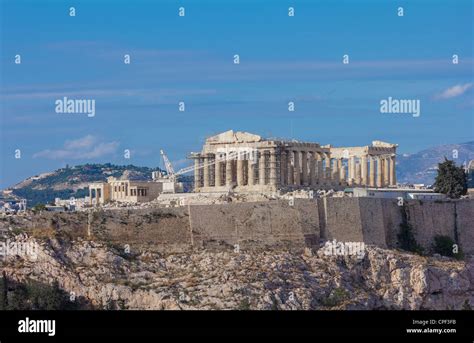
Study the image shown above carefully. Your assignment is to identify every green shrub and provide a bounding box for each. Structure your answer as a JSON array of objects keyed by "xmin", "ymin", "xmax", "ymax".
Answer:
[
  {"xmin": 31, "ymin": 203, "xmax": 46, "ymax": 213},
  {"xmin": 320, "ymin": 287, "xmax": 348, "ymax": 307},
  {"xmin": 462, "ymin": 300, "xmax": 471, "ymax": 310},
  {"xmin": 397, "ymin": 222, "xmax": 424, "ymax": 255},
  {"xmin": 0, "ymin": 274, "xmax": 83, "ymax": 310},
  {"xmin": 433, "ymin": 235, "xmax": 464, "ymax": 260},
  {"xmin": 237, "ymin": 298, "xmax": 251, "ymax": 310}
]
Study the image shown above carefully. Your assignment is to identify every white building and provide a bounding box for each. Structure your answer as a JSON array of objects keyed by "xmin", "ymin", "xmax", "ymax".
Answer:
[{"xmin": 350, "ymin": 187, "xmax": 446, "ymax": 200}]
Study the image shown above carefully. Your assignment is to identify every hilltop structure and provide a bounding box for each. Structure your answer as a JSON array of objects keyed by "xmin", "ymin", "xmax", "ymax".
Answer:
[
  {"xmin": 190, "ymin": 130, "xmax": 398, "ymax": 193},
  {"xmin": 87, "ymin": 130, "xmax": 399, "ymax": 205},
  {"xmin": 89, "ymin": 176, "xmax": 162, "ymax": 205}
]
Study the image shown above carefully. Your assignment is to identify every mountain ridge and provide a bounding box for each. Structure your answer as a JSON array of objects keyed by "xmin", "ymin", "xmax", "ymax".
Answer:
[
  {"xmin": 397, "ymin": 141, "xmax": 474, "ymax": 185},
  {"xmin": 8, "ymin": 163, "xmax": 165, "ymax": 206}
]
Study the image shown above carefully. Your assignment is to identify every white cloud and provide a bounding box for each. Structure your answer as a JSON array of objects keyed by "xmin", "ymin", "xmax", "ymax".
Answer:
[
  {"xmin": 33, "ymin": 135, "xmax": 119, "ymax": 160},
  {"xmin": 63, "ymin": 135, "xmax": 97, "ymax": 150},
  {"xmin": 0, "ymin": 87, "xmax": 216, "ymax": 101},
  {"xmin": 436, "ymin": 83, "xmax": 473, "ymax": 100}
]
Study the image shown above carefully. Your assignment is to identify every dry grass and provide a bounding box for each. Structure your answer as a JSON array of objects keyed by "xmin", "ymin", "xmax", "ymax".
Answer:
[{"xmin": 31, "ymin": 226, "xmax": 56, "ymax": 239}]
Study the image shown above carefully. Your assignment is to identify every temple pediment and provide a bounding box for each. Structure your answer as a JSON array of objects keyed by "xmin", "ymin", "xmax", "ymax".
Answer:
[
  {"xmin": 372, "ymin": 140, "xmax": 398, "ymax": 148},
  {"xmin": 206, "ymin": 130, "xmax": 262, "ymax": 144}
]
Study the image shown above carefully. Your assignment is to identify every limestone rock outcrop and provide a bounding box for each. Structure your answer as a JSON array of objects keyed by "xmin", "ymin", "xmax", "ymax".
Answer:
[{"xmin": 2, "ymin": 237, "xmax": 472, "ymax": 310}]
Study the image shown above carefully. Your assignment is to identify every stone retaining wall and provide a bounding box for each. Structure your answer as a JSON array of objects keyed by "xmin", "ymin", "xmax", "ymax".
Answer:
[{"xmin": 2, "ymin": 198, "xmax": 472, "ymax": 255}]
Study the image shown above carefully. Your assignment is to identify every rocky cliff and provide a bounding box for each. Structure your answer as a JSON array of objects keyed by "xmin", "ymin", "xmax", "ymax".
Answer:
[{"xmin": 1, "ymin": 236, "xmax": 472, "ymax": 310}]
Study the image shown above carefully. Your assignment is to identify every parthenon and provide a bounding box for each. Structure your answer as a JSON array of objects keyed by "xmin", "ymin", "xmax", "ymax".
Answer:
[{"xmin": 190, "ymin": 130, "xmax": 397, "ymax": 192}]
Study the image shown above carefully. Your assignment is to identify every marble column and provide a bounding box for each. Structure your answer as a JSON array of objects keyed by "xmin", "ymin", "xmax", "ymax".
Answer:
[
  {"xmin": 301, "ymin": 151, "xmax": 308, "ymax": 186},
  {"xmin": 310, "ymin": 152, "xmax": 317, "ymax": 187},
  {"xmin": 349, "ymin": 156, "xmax": 356, "ymax": 185},
  {"xmin": 340, "ymin": 158, "xmax": 346, "ymax": 183},
  {"xmin": 390, "ymin": 155, "xmax": 396, "ymax": 186},
  {"xmin": 287, "ymin": 151, "xmax": 294, "ymax": 185},
  {"xmin": 330, "ymin": 159, "xmax": 337, "ymax": 183},
  {"xmin": 383, "ymin": 157, "xmax": 390, "ymax": 187},
  {"xmin": 376, "ymin": 156, "xmax": 383, "ymax": 188},
  {"xmin": 237, "ymin": 156, "xmax": 245, "ymax": 186},
  {"xmin": 325, "ymin": 154, "xmax": 332, "ymax": 185},
  {"xmin": 194, "ymin": 157, "xmax": 201, "ymax": 189},
  {"xmin": 259, "ymin": 150, "xmax": 266, "ymax": 185},
  {"xmin": 269, "ymin": 150, "xmax": 277, "ymax": 187},
  {"xmin": 215, "ymin": 154, "xmax": 222, "ymax": 187},
  {"xmin": 294, "ymin": 150, "xmax": 301, "ymax": 185},
  {"xmin": 317, "ymin": 153, "xmax": 324, "ymax": 184},
  {"xmin": 361, "ymin": 155, "xmax": 368, "ymax": 186},
  {"xmin": 337, "ymin": 158, "xmax": 343, "ymax": 183},
  {"xmin": 369, "ymin": 156, "xmax": 376, "ymax": 187},
  {"xmin": 203, "ymin": 155, "xmax": 210, "ymax": 187},
  {"xmin": 248, "ymin": 155, "xmax": 255, "ymax": 186},
  {"xmin": 280, "ymin": 150, "xmax": 287, "ymax": 186},
  {"xmin": 355, "ymin": 161, "xmax": 361, "ymax": 185},
  {"xmin": 226, "ymin": 156, "xmax": 233, "ymax": 187}
]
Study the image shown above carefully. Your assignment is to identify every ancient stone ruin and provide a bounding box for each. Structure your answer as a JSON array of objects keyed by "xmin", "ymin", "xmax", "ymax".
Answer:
[{"xmin": 190, "ymin": 130, "xmax": 398, "ymax": 193}]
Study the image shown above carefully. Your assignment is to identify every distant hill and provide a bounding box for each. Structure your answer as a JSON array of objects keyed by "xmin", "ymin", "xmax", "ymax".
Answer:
[
  {"xmin": 9, "ymin": 163, "xmax": 165, "ymax": 206},
  {"xmin": 397, "ymin": 141, "xmax": 474, "ymax": 186}
]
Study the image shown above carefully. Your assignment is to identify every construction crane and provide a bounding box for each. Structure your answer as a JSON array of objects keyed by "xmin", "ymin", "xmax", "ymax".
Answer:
[
  {"xmin": 175, "ymin": 150, "xmax": 241, "ymax": 177},
  {"xmin": 160, "ymin": 149, "xmax": 176, "ymax": 180},
  {"xmin": 160, "ymin": 149, "xmax": 242, "ymax": 179}
]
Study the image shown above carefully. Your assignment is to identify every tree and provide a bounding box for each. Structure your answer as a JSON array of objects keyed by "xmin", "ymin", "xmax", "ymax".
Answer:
[
  {"xmin": 26, "ymin": 280, "xmax": 64, "ymax": 310},
  {"xmin": 0, "ymin": 272, "xmax": 8, "ymax": 310},
  {"xmin": 398, "ymin": 221, "xmax": 424, "ymax": 255},
  {"xmin": 0, "ymin": 276, "xmax": 82, "ymax": 310},
  {"xmin": 32, "ymin": 203, "xmax": 46, "ymax": 213},
  {"xmin": 434, "ymin": 158, "xmax": 467, "ymax": 199}
]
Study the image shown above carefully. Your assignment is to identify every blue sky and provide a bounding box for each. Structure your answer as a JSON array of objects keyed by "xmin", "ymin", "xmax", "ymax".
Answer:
[{"xmin": 1, "ymin": 0, "xmax": 473, "ymax": 188}]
